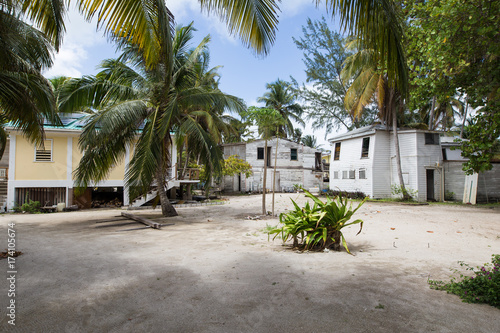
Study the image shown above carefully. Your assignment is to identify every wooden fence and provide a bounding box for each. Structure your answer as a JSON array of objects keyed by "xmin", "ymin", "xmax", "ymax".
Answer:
[{"xmin": 15, "ymin": 187, "xmax": 66, "ymax": 206}]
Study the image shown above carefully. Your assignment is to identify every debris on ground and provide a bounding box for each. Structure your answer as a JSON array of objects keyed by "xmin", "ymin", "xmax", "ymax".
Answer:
[{"xmin": 0, "ymin": 250, "xmax": 23, "ymax": 259}]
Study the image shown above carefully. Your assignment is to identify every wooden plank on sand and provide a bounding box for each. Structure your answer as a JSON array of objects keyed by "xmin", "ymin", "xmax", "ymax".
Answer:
[{"xmin": 121, "ymin": 212, "xmax": 162, "ymax": 229}]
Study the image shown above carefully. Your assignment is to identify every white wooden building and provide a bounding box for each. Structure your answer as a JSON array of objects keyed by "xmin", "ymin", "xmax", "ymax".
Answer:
[
  {"xmin": 328, "ymin": 125, "xmax": 444, "ymax": 202},
  {"xmin": 221, "ymin": 138, "xmax": 324, "ymax": 193}
]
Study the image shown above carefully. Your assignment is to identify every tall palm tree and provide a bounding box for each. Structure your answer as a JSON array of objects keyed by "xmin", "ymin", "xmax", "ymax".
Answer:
[
  {"xmin": 257, "ymin": 79, "xmax": 304, "ymax": 138},
  {"xmin": 0, "ymin": 2, "xmax": 61, "ymax": 157},
  {"xmin": 341, "ymin": 43, "xmax": 410, "ymax": 200},
  {"xmin": 59, "ymin": 24, "xmax": 245, "ymax": 216}
]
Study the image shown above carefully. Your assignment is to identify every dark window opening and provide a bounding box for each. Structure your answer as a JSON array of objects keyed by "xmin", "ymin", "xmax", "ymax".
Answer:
[
  {"xmin": 314, "ymin": 152, "xmax": 322, "ymax": 170},
  {"xmin": 291, "ymin": 148, "xmax": 298, "ymax": 161},
  {"xmin": 442, "ymin": 148, "xmax": 447, "ymax": 161},
  {"xmin": 266, "ymin": 147, "xmax": 271, "ymax": 167},
  {"xmin": 359, "ymin": 169, "xmax": 366, "ymax": 179},
  {"xmin": 257, "ymin": 147, "xmax": 264, "ymax": 159},
  {"xmin": 349, "ymin": 170, "xmax": 355, "ymax": 179},
  {"xmin": 361, "ymin": 137, "xmax": 370, "ymax": 158},
  {"xmin": 425, "ymin": 133, "xmax": 439, "ymax": 145},
  {"xmin": 334, "ymin": 142, "xmax": 341, "ymax": 160}
]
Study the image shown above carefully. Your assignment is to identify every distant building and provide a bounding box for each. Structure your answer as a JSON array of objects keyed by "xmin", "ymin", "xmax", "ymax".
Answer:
[
  {"xmin": 328, "ymin": 124, "xmax": 500, "ymax": 202},
  {"xmin": 222, "ymin": 138, "xmax": 325, "ymax": 193}
]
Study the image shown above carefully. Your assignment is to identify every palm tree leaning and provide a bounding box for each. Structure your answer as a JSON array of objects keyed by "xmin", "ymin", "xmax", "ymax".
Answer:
[
  {"xmin": 257, "ymin": 79, "xmax": 304, "ymax": 138},
  {"xmin": 59, "ymin": 24, "xmax": 245, "ymax": 216},
  {"xmin": 341, "ymin": 42, "xmax": 411, "ymax": 200}
]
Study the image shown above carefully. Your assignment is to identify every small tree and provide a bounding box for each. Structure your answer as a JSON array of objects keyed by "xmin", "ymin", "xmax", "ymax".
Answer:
[
  {"xmin": 222, "ymin": 155, "xmax": 253, "ymax": 178},
  {"xmin": 244, "ymin": 107, "xmax": 285, "ymax": 215}
]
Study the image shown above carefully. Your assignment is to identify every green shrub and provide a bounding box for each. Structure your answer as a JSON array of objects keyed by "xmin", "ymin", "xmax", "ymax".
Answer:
[
  {"xmin": 325, "ymin": 189, "xmax": 367, "ymax": 200},
  {"xmin": 391, "ymin": 184, "xmax": 418, "ymax": 201},
  {"xmin": 429, "ymin": 254, "xmax": 500, "ymax": 308},
  {"xmin": 13, "ymin": 200, "xmax": 41, "ymax": 214},
  {"xmin": 445, "ymin": 191, "xmax": 456, "ymax": 201},
  {"xmin": 269, "ymin": 188, "xmax": 366, "ymax": 254}
]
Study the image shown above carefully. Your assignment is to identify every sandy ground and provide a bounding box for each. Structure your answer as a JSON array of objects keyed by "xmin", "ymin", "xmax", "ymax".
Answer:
[{"xmin": 0, "ymin": 193, "xmax": 499, "ymax": 332}]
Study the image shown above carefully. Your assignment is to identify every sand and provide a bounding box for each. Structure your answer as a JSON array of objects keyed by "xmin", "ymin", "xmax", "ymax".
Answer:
[{"xmin": 0, "ymin": 193, "xmax": 499, "ymax": 332}]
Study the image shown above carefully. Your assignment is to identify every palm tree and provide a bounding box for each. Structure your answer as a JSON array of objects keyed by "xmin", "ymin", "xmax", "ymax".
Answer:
[
  {"xmin": 292, "ymin": 128, "xmax": 302, "ymax": 144},
  {"xmin": 59, "ymin": 24, "xmax": 245, "ymax": 216},
  {"xmin": 0, "ymin": 2, "xmax": 61, "ymax": 157},
  {"xmin": 301, "ymin": 135, "xmax": 320, "ymax": 149},
  {"xmin": 341, "ymin": 43, "xmax": 411, "ymax": 200},
  {"xmin": 257, "ymin": 79, "xmax": 304, "ymax": 138}
]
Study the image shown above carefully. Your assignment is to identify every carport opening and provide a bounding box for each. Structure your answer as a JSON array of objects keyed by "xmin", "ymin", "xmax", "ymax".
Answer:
[{"xmin": 89, "ymin": 187, "xmax": 123, "ymax": 208}]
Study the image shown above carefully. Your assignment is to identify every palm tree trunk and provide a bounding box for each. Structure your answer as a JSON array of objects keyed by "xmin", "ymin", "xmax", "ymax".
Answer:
[
  {"xmin": 156, "ymin": 172, "xmax": 178, "ymax": 217},
  {"xmin": 262, "ymin": 138, "xmax": 268, "ymax": 215},
  {"xmin": 393, "ymin": 103, "xmax": 410, "ymax": 201},
  {"xmin": 272, "ymin": 136, "xmax": 279, "ymax": 216}
]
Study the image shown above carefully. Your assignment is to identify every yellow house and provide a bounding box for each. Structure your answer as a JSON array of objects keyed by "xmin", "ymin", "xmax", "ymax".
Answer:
[{"xmin": 2, "ymin": 113, "xmax": 183, "ymax": 210}]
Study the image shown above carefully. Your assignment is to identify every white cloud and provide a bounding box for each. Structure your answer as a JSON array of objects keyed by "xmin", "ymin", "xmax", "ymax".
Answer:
[
  {"xmin": 44, "ymin": 43, "xmax": 87, "ymax": 78},
  {"xmin": 44, "ymin": 6, "xmax": 108, "ymax": 78}
]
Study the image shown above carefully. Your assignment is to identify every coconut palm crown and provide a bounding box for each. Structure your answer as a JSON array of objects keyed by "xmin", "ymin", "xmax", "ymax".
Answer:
[{"xmin": 59, "ymin": 23, "xmax": 245, "ymax": 216}]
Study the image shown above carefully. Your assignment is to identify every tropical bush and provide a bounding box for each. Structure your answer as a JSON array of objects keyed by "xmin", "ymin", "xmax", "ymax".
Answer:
[
  {"xmin": 269, "ymin": 189, "xmax": 366, "ymax": 254},
  {"xmin": 429, "ymin": 255, "xmax": 500, "ymax": 309},
  {"xmin": 325, "ymin": 190, "xmax": 367, "ymax": 200},
  {"xmin": 13, "ymin": 200, "xmax": 41, "ymax": 213},
  {"xmin": 391, "ymin": 184, "xmax": 418, "ymax": 201}
]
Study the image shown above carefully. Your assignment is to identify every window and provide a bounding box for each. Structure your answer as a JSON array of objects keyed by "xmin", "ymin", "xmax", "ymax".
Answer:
[
  {"xmin": 442, "ymin": 148, "xmax": 447, "ymax": 161},
  {"xmin": 425, "ymin": 133, "xmax": 439, "ymax": 145},
  {"xmin": 359, "ymin": 169, "xmax": 366, "ymax": 179},
  {"xmin": 333, "ymin": 171, "xmax": 339, "ymax": 179},
  {"xmin": 334, "ymin": 142, "xmax": 341, "ymax": 160},
  {"xmin": 361, "ymin": 137, "xmax": 370, "ymax": 158},
  {"xmin": 342, "ymin": 171, "xmax": 348, "ymax": 179},
  {"xmin": 291, "ymin": 148, "xmax": 298, "ymax": 161},
  {"xmin": 257, "ymin": 147, "xmax": 264, "ymax": 160},
  {"xmin": 349, "ymin": 170, "xmax": 355, "ymax": 179},
  {"xmin": 35, "ymin": 140, "xmax": 53, "ymax": 162}
]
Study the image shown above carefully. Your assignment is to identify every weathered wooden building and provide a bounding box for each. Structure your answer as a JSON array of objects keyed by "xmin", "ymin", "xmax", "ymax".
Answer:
[
  {"xmin": 221, "ymin": 138, "xmax": 325, "ymax": 193},
  {"xmin": 328, "ymin": 125, "xmax": 500, "ymax": 202}
]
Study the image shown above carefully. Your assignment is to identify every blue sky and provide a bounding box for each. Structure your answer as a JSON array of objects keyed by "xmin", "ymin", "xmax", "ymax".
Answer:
[{"xmin": 44, "ymin": 1, "xmax": 345, "ymax": 149}]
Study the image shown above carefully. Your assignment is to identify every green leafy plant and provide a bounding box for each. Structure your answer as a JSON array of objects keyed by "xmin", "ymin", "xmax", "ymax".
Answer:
[
  {"xmin": 391, "ymin": 184, "xmax": 418, "ymax": 201},
  {"xmin": 326, "ymin": 190, "xmax": 367, "ymax": 200},
  {"xmin": 269, "ymin": 188, "xmax": 366, "ymax": 254},
  {"xmin": 445, "ymin": 191, "xmax": 456, "ymax": 201},
  {"xmin": 13, "ymin": 200, "xmax": 41, "ymax": 214},
  {"xmin": 429, "ymin": 255, "xmax": 500, "ymax": 309},
  {"xmin": 292, "ymin": 184, "xmax": 302, "ymax": 192}
]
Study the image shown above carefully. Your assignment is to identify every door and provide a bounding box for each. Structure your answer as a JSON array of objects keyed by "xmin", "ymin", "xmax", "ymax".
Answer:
[{"xmin": 426, "ymin": 169, "xmax": 435, "ymax": 201}]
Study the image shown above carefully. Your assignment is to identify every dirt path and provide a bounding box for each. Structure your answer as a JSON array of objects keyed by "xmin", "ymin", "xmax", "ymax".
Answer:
[{"xmin": 1, "ymin": 194, "xmax": 499, "ymax": 332}]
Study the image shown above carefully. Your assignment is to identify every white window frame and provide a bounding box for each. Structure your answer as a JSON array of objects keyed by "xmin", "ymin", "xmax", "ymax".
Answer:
[
  {"xmin": 359, "ymin": 168, "xmax": 366, "ymax": 179},
  {"xmin": 34, "ymin": 139, "xmax": 53, "ymax": 162}
]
